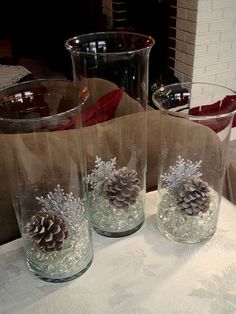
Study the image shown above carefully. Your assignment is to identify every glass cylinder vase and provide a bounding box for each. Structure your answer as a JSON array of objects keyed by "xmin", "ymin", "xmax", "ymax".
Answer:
[
  {"xmin": 0, "ymin": 79, "xmax": 93, "ymax": 282},
  {"xmin": 65, "ymin": 32, "xmax": 155, "ymax": 237},
  {"xmin": 152, "ymin": 82, "xmax": 236, "ymax": 244}
]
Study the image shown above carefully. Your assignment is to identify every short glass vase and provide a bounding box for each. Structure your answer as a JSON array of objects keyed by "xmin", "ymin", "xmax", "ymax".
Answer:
[{"xmin": 152, "ymin": 82, "xmax": 236, "ymax": 244}]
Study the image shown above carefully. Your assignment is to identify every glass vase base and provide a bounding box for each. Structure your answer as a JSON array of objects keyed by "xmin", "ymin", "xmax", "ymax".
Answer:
[
  {"xmin": 93, "ymin": 220, "xmax": 144, "ymax": 238},
  {"xmin": 26, "ymin": 256, "xmax": 93, "ymax": 283},
  {"xmin": 157, "ymin": 221, "xmax": 216, "ymax": 244}
]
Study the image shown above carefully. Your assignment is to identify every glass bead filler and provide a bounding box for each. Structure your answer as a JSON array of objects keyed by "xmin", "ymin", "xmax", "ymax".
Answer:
[
  {"xmin": 157, "ymin": 156, "xmax": 218, "ymax": 243},
  {"xmin": 86, "ymin": 157, "xmax": 144, "ymax": 234},
  {"xmin": 24, "ymin": 185, "xmax": 92, "ymax": 279}
]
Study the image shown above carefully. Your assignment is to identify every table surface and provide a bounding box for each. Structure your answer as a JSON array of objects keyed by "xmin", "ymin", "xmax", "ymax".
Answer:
[{"xmin": 1, "ymin": 191, "xmax": 236, "ymax": 314}]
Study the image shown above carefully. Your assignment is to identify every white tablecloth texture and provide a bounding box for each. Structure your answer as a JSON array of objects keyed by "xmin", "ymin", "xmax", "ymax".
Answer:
[{"xmin": 1, "ymin": 191, "xmax": 236, "ymax": 314}]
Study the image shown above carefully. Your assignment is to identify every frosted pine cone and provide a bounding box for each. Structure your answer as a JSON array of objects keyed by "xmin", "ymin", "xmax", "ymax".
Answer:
[
  {"xmin": 26, "ymin": 212, "xmax": 69, "ymax": 252},
  {"xmin": 104, "ymin": 167, "xmax": 141, "ymax": 210},
  {"xmin": 177, "ymin": 179, "xmax": 210, "ymax": 215}
]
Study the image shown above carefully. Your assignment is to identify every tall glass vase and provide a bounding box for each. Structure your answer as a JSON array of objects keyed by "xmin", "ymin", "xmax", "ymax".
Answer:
[
  {"xmin": 152, "ymin": 82, "xmax": 236, "ymax": 244},
  {"xmin": 0, "ymin": 79, "xmax": 93, "ymax": 282},
  {"xmin": 65, "ymin": 32, "xmax": 155, "ymax": 237}
]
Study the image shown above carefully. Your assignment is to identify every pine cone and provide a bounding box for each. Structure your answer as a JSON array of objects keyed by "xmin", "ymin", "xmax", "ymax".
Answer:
[
  {"xmin": 177, "ymin": 179, "xmax": 210, "ymax": 215},
  {"xmin": 104, "ymin": 167, "xmax": 141, "ymax": 210},
  {"xmin": 26, "ymin": 212, "xmax": 69, "ymax": 252}
]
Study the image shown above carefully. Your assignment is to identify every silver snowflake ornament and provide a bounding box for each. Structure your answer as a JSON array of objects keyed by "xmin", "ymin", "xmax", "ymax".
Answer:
[
  {"xmin": 86, "ymin": 156, "xmax": 117, "ymax": 192},
  {"xmin": 36, "ymin": 185, "xmax": 85, "ymax": 223},
  {"xmin": 162, "ymin": 156, "xmax": 203, "ymax": 196}
]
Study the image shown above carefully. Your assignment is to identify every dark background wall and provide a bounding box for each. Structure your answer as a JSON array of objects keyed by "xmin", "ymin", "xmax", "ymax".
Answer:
[
  {"xmin": 126, "ymin": 0, "xmax": 175, "ymax": 87},
  {"xmin": 0, "ymin": 0, "xmax": 177, "ymax": 88},
  {"xmin": 0, "ymin": 1, "xmax": 104, "ymax": 75}
]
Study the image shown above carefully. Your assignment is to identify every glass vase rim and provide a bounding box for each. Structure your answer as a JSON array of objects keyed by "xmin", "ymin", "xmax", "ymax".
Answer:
[
  {"xmin": 65, "ymin": 31, "xmax": 155, "ymax": 56},
  {"xmin": 0, "ymin": 78, "xmax": 88, "ymax": 124},
  {"xmin": 152, "ymin": 81, "xmax": 236, "ymax": 121}
]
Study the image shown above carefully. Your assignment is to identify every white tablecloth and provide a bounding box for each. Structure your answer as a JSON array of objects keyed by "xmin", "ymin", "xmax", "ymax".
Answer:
[
  {"xmin": 0, "ymin": 65, "xmax": 31, "ymax": 90},
  {"xmin": 1, "ymin": 191, "xmax": 236, "ymax": 314}
]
